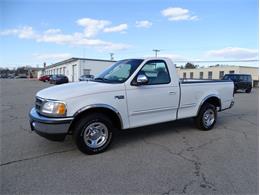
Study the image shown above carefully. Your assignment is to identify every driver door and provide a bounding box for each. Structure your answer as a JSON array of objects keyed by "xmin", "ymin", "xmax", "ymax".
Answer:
[{"xmin": 125, "ymin": 60, "xmax": 179, "ymax": 128}]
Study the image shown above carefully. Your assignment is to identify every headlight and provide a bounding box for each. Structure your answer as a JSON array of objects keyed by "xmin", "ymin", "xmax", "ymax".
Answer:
[{"xmin": 41, "ymin": 101, "xmax": 66, "ymax": 117}]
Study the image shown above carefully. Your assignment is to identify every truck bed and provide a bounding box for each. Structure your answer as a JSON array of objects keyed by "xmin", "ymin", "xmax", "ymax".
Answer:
[{"xmin": 177, "ymin": 79, "xmax": 234, "ymax": 119}]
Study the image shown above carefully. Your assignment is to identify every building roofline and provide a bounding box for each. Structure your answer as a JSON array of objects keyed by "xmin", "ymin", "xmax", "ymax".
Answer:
[{"xmin": 44, "ymin": 57, "xmax": 117, "ymax": 69}]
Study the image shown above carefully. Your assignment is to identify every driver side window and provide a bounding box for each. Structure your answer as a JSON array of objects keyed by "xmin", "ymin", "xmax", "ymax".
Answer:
[{"xmin": 138, "ymin": 60, "xmax": 171, "ymax": 85}]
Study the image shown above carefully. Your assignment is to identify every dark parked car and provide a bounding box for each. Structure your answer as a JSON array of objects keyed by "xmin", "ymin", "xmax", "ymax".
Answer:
[
  {"xmin": 79, "ymin": 74, "xmax": 94, "ymax": 81},
  {"xmin": 223, "ymin": 74, "xmax": 252, "ymax": 93},
  {"xmin": 49, "ymin": 75, "xmax": 69, "ymax": 85},
  {"xmin": 39, "ymin": 75, "xmax": 52, "ymax": 82}
]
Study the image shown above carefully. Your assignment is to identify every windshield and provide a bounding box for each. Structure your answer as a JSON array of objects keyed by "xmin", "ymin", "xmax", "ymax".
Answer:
[
  {"xmin": 94, "ymin": 59, "xmax": 144, "ymax": 83},
  {"xmin": 223, "ymin": 75, "xmax": 238, "ymax": 81}
]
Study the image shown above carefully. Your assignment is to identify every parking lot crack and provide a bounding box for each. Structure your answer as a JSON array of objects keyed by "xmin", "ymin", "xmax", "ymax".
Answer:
[
  {"xmin": 182, "ymin": 180, "xmax": 196, "ymax": 193},
  {"xmin": 178, "ymin": 137, "xmax": 218, "ymax": 193},
  {"xmin": 237, "ymin": 116, "xmax": 258, "ymax": 127},
  {"xmin": 0, "ymin": 148, "xmax": 76, "ymax": 166},
  {"xmin": 143, "ymin": 136, "xmax": 218, "ymax": 193},
  {"xmin": 194, "ymin": 137, "xmax": 222, "ymax": 150},
  {"xmin": 142, "ymin": 137, "xmax": 180, "ymax": 157},
  {"xmin": 161, "ymin": 187, "xmax": 175, "ymax": 195},
  {"xmin": 222, "ymin": 125, "xmax": 249, "ymax": 139},
  {"xmin": 200, "ymin": 173, "xmax": 217, "ymax": 191},
  {"xmin": 220, "ymin": 112, "xmax": 258, "ymax": 127}
]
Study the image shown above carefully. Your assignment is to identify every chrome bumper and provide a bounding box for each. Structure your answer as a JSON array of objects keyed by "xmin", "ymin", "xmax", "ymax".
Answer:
[{"xmin": 29, "ymin": 107, "xmax": 73, "ymax": 141}]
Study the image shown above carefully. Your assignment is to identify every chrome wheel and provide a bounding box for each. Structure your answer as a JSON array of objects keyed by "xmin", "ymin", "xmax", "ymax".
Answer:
[
  {"xmin": 203, "ymin": 109, "xmax": 215, "ymax": 128},
  {"xmin": 83, "ymin": 122, "xmax": 109, "ymax": 149}
]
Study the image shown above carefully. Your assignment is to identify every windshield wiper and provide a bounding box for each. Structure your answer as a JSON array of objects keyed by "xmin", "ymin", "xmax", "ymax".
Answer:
[
  {"xmin": 95, "ymin": 77, "xmax": 106, "ymax": 81},
  {"xmin": 93, "ymin": 77, "xmax": 111, "ymax": 82},
  {"xmin": 94, "ymin": 77, "xmax": 121, "ymax": 83}
]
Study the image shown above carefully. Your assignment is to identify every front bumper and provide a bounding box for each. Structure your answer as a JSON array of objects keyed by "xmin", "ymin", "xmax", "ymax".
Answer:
[{"xmin": 29, "ymin": 107, "xmax": 73, "ymax": 141}]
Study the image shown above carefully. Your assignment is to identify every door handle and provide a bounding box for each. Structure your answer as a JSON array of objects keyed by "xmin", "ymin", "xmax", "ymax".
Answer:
[{"xmin": 169, "ymin": 91, "xmax": 176, "ymax": 95}]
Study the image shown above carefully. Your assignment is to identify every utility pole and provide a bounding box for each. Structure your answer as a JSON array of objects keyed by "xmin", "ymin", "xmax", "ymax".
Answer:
[
  {"xmin": 153, "ymin": 49, "xmax": 160, "ymax": 57},
  {"xmin": 83, "ymin": 48, "xmax": 86, "ymax": 58},
  {"xmin": 110, "ymin": 53, "xmax": 114, "ymax": 61}
]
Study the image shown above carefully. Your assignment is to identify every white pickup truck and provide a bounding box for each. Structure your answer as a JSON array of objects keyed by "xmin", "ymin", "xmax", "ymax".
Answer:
[{"xmin": 29, "ymin": 58, "xmax": 234, "ymax": 154}]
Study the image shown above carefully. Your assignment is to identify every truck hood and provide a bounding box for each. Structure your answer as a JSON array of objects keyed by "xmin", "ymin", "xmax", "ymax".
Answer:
[{"xmin": 36, "ymin": 81, "xmax": 124, "ymax": 100}]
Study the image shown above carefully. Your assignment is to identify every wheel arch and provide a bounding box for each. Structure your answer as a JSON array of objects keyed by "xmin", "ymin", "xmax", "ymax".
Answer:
[
  {"xmin": 196, "ymin": 95, "xmax": 222, "ymax": 116},
  {"xmin": 68, "ymin": 104, "xmax": 123, "ymax": 134}
]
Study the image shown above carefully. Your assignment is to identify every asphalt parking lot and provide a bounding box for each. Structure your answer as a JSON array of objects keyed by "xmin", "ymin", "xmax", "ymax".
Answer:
[{"xmin": 0, "ymin": 79, "xmax": 258, "ymax": 194}]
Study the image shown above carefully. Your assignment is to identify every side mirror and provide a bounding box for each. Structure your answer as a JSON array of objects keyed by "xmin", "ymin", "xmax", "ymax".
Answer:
[{"xmin": 136, "ymin": 74, "xmax": 148, "ymax": 85}]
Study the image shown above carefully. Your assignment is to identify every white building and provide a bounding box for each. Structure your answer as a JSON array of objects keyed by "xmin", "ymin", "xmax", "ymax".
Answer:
[
  {"xmin": 40, "ymin": 58, "xmax": 116, "ymax": 82},
  {"xmin": 177, "ymin": 65, "xmax": 259, "ymax": 87}
]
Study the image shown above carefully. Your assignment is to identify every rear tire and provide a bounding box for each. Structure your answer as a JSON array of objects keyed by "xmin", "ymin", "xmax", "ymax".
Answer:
[
  {"xmin": 195, "ymin": 103, "xmax": 217, "ymax": 131},
  {"xmin": 73, "ymin": 113, "xmax": 114, "ymax": 155},
  {"xmin": 245, "ymin": 87, "xmax": 252, "ymax": 93}
]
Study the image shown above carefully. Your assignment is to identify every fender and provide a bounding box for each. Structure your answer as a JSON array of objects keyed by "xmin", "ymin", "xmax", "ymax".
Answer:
[
  {"xmin": 73, "ymin": 103, "xmax": 123, "ymax": 128},
  {"xmin": 196, "ymin": 94, "xmax": 222, "ymax": 115}
]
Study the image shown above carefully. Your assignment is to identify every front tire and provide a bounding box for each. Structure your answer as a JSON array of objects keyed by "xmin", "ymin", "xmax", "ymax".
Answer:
[
  {"xmin": 73, "ymin": 113, "xmax": 113, "ymax": 155},
  {"xmin": 195, "ymin": 103, "xmax": 217, "ymax": 131}
]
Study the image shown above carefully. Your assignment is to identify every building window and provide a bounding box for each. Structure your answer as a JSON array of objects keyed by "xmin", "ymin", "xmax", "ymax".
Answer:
[
  {"xmin": 190, "ymin": 72, "xmax": 193, "ymax": 79},
  {"xmin": 183, "ymin": 72, "xmax": 186, "ymax": 79},
  {"xmin": 199, "ymin": 72, "xmax": 203, "ymax": 79},
  {"xmin": 229, "ymin": 70, "xmax": 235, "ymax": 74},
  {"xmin": 83, "ymin": 69, "xmax": 91, "ymax": 75},
  {"xmin": 219, "ymin": 71, "xmax": 224, "ymax": 79},
  {"xmin": 208, "ymin": 71, "xmax": 213, "ymax": 79}
]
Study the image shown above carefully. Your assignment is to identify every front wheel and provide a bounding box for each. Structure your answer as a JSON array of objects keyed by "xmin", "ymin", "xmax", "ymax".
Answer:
[
  {"xmin": 195, "ymin": 103, "xmax": 217, "ymax": 131},
  {"xmin": 73, "ymin": 113, "xmax": 113, "ymax": 154}
]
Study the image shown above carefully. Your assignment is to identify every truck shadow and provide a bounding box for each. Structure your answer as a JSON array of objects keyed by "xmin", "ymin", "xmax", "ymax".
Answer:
[{"xmin": 112, "ymin": 118, "xmax": 195, "ymax": 149}]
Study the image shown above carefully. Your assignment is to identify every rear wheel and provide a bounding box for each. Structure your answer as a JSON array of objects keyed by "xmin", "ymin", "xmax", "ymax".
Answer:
[
  {"xmin": 245, "ymin": 87, "xmax": 252, "ymax": 93},
  {"xmin": 73, "ymin": 113, "xmax": 114, "ymax": 155},
  {"xmin": 195, "ymin": 103, "xmax": 217, "ymax": 130}
]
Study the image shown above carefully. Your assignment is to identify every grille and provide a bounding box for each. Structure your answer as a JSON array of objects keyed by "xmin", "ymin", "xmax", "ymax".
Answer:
[{"xmin": 35, "ymin": 97, "xmax": 44, "ymax": 112}]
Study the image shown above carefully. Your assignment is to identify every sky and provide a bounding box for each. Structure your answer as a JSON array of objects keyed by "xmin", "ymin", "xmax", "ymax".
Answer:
[{"xmin": 0, "ymin": 0, "xmax": 259, "ymax": 68}]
